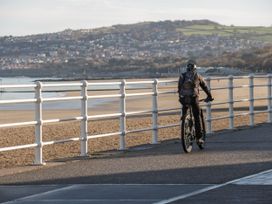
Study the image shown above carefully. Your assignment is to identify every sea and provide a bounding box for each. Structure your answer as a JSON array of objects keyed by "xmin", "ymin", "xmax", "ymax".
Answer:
[{"xmin": 0, "ymin": 77, "xmax": 146, "ymax": 110}]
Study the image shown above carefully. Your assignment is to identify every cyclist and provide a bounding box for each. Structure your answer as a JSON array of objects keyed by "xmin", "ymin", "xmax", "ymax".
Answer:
[{"xmin": 178, "ymin": 59, "xmax": 213, "ymax": 145}]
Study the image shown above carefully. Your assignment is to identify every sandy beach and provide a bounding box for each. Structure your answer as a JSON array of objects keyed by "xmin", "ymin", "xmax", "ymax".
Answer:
[{"xmin": 0, "ymin": 77, "xmax": 270, "ymax": 168}]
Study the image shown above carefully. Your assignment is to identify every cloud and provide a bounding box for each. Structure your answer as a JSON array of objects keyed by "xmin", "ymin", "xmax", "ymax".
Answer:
[{"xmin": 0, "ymin": 0, "xmax": 271, "ymax": 36}]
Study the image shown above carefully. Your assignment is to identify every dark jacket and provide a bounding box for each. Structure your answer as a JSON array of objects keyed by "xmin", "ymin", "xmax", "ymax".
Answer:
[{"xmin": 178, "ymin": 71, "xmax": 211, "ymax": 97}]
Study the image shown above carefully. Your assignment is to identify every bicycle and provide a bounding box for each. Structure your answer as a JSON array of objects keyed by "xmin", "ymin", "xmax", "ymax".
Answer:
[{"xmin": 181, "ymin": 97, "xmax": 213, "ymax": 153}]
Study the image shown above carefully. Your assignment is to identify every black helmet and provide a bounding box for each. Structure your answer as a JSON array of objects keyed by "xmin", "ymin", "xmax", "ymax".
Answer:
[{"xmin": 187, "ymin": 59, "xmax": 196, "ymax": 71}]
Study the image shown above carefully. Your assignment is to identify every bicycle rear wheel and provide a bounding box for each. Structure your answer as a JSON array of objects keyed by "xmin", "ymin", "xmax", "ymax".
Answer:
[{"xmin": 181, "ymin": 114, "xmax": 194, "ymax": 153}]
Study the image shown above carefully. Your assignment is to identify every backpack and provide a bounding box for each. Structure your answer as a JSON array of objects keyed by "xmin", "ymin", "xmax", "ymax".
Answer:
[{"xmin": 180, "ymin": 72, "xmax": 197, "ymax": 96}]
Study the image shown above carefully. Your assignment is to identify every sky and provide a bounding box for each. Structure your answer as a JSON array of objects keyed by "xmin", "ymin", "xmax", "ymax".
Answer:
[{"xmin": 0, "ymin": 0, "xmax": 271, "ymax": 36}]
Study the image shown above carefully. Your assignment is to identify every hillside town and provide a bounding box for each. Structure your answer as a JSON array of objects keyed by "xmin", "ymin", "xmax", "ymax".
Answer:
[{"xmin": 0, "ymin": 20, "xmax": 271, "ymax": 77}]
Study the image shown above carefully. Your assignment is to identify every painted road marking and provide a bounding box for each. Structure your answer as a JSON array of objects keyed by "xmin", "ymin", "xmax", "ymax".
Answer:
[
  {"xmin": 233, "ymin": 170, "xmax": 272, "ymax": 185},
  {"xmin": 2, "ymin": 170, "xmax": 272, "ymax": 204},
  {"xmin": 2, "ymin": 184, "xmax": 211, "ymax": 204},
  {"xmin": 2, "ymin": 185, "xmax": 77, "ymax": 204},
  {"xmin": 155, "ymin": 169, "xmax": 272, "ymax": 204}
]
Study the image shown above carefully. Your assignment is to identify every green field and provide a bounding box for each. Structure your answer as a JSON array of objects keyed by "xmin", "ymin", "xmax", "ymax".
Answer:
[{"xmin": 177, "ymin": 24, "xmax": 272, "ymax": 42}]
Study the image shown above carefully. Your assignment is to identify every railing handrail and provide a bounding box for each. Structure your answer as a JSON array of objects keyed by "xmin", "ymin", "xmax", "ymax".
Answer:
[{"xmin": 0, "ymin": 74, "xmax": 271, "ymax": 165}]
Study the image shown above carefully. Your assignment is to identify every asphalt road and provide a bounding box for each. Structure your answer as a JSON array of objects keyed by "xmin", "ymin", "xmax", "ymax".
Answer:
[{"xmin": 0, "ymin": 123, "xmax": 271, "ymax": 203}]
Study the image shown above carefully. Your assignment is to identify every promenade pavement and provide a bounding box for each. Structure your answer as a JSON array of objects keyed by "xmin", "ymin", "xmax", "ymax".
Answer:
[{"xmin": 0, "ymin": 123, "xmax": 271, "ymax": 203}]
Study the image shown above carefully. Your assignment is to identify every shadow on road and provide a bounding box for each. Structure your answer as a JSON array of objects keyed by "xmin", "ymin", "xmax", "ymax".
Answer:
[{"xmin": 1, "ymin": 161, "xmax": 272, "ymax": 185}]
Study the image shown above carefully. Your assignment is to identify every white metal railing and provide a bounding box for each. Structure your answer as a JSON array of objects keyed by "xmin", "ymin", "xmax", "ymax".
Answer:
[{"xmin": 0, "ymin": 74, "xmax": 272, "ymax": 165}]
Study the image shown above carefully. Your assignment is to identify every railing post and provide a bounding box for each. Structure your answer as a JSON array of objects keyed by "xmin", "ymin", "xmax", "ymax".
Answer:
[
  {"xmin": 267, "ymin": 74, "xmax": 272, "ymax": 123},
  {"xmin": 206, "ymin": 77, "xmax": 212, "ymax": 134},
  {"xmin": 80, "ymin": 80, "xmax": 88, "ymax": 156},
  {"xmin": 152, "ymin": 79, "xmax": 159, "ymax": 144},
  {"xmin": 228, "ymin": 75, "xmax": 234, "ymax": 129},
  {"xmin": 249, "ymin": 74, "xmax": 254, "ymax": 126},
  {"xmin": 119, "ymin": 79, "xmax": 126, "ymax": 150},
  {"xmin": 34, "ymin": 81, "xmax": 44, "ymax": 165}
]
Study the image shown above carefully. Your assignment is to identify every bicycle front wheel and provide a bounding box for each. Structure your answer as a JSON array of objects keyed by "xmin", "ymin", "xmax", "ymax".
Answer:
[
  {"xmin": 197, "ymin": 108, "xmax": 206, "ymax": 150},
  {"xmin": 181, "ymin": 114, "xmax": 194, "ymax": 153}
]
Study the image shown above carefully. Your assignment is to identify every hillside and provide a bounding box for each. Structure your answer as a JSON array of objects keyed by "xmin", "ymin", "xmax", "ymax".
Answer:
[
  {"xmin": 0, "ymin": 20, "xmax": 272, "ymax": 78},
  {"xmin": 199, "ymin": 45, "xmax": 272, "ymax": 72}
]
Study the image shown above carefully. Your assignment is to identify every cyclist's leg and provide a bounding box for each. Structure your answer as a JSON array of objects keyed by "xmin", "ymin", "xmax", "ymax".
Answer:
[
  {"xmin": 191, "ymin": 97, "xmax": 202, "ymax": 140},
  {"xmin": 180, "ymin": 99, "xmax": 188, "ymax": 120}
]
